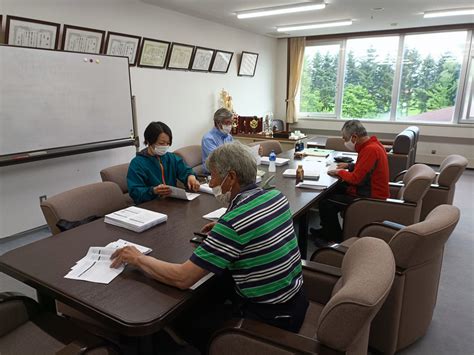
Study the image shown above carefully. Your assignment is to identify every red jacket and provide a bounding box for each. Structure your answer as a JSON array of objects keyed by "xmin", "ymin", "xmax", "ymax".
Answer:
[{"xmin": 338, "ymin": 136, "xmax": 389, "ymax": 199}]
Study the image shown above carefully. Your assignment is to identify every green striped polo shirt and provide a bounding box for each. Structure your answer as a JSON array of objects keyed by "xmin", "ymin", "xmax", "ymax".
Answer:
[{"xmin": 190, "ymin": 186, "xmax": 303, "ymax": 304}]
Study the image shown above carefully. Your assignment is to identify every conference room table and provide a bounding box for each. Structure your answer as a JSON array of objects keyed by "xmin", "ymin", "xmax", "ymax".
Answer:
[{"xmin": 0, "ymin": 149, "xmax": 341, "ymax": 353}]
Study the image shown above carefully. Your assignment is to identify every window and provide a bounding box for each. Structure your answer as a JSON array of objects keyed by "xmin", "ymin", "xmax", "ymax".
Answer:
[
  {"xmin": 397, "ymin": 31, "xmax": 467, "ymax": 122},
  {"xmin": 296, "ymin": 28, "xmax": 472, "ymax": 124},
  {"xmin": 299, "ymin": 43, "xmax": 340, "ymax": 115},
  {"xmin": 342, "ymin": 36, "xmax": 399, "ymax": 120}
]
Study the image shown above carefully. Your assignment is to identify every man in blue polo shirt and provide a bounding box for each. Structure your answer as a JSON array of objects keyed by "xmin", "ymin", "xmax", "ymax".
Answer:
[{"xmin": 201, "ymin": 108, "xmax": 234, "ymax": 173}]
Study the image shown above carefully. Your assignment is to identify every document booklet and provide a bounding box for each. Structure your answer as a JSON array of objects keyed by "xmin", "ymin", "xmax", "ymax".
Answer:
[
  {"xmin": 302, "ymin": 148, "xmax": 334, "ymax": 158},
  {"xmin": 296, "ymin": 180, "xmax": 329, "ymax": 190},
  {"xmin": 105, "ymin": 206, "xmax": 167, "ymax": 233},
  {"xmin": 169, "ymin": 186, "xmax": 200, "ymax": 201},
  {"xmin": 260, "ymin": 156, "xmax": 290, "ymax": 166},
  {"xmin": 283, "ymin": 169, "xmax": 320, "ymax": 180},
  {"xmin": 64, "ymin": 239, "xmax": 152, "ymax": 284},
  {"xmin": 203, "ymin": 207, "xmax": 227, "ymax": 221},
  {"xmin": 199, "ymin": 176, "xmax": 262, "ymax": 195}
]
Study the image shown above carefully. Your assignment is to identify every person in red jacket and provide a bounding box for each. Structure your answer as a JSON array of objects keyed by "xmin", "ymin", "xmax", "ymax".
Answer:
[{"xmin": 311, "ymin": 120, "xmax": 389, "ymax": 245}]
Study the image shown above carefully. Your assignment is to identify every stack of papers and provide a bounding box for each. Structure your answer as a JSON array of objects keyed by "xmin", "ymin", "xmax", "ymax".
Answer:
[
  {"xmin": 203, "ymin": 207, "xmax": 227, "ymax": 221},
  {"xmin": 296, "ymin": 181, "xmax": 329, "ymax": 190},
  {"xmin": 302, "ymin": 148, "xmax": 334, "ymax": 157},
  {"xmin": 64, "ymin": 239, "xmax": 152, "ymax": 284},
  {"xmin": 105, "ymin": 206, "xmax": 167, "ymax": 232},
  {"xmin": 283, "ymin": 169, "xmax": 320, "ymax": 180},
  {"xmin": 260, "ymin": 157, "xmax": 290, "ymax": 166},
  {"xmin": 199, "ymin": 176, "xmax": 262, "ymax": 195},
  {"xmin": 169, "ymin": 186, "xmax": 200, "ymax": 201}
]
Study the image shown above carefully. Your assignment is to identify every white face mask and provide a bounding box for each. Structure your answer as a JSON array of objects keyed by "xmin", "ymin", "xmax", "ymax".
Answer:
[
  {"xmin": 344, "ymin": 137, "xmax": 356, "ymax": 152},
  {"xmin": 221, "ymin": 124, "xmax": 232, "ymax": 135},
  {"xmin": 153, "ymin": 145, "xmax": 169, "ymax": 156},
  {"xmin": 212, "ymin": 174, "xmax": 232, "ymax": 205}
]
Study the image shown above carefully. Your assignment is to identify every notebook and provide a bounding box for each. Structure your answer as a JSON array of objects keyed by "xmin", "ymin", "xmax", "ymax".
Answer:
[
  {"xmin": 296, "ymin": 181, "xmax": 329, "ymax": 190},
  {"xmin": 282, "ymin": 169, "xmax": 320, "ymax": 180},
  {"xmin": 104, "ymin": 206, "xmax": 167, "ymax": 232},
  {"xmin": 301, "ymin": 148, "xmax": 334, "ymax": 158},
  {"xmin": 203, "ymin": 207, "xmax": 227, "ymax": 221},
  {"xmin": 169, "ymin": 186, "xmax": 200, "ymax": 200},
  {"xmin": 260, "ymin": 156, "xmax": 290, "ymax": 166}
]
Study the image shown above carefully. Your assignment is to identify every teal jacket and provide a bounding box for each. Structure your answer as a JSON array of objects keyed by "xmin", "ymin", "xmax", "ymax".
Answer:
[{"xmin": 127, "ymin": 149, "xmax": 195, "ymax": 204}]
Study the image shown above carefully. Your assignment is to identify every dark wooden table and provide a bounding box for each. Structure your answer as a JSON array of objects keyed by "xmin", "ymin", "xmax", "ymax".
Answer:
[{"xmin": 0, "ymin": 149, "xmax": 338, "ymax": 350}]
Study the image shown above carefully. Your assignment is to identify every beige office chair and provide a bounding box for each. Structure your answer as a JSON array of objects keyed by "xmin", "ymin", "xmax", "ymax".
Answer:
[
  {"xmin": 0, "ymin": 292, "xmax": 117, "ymax": 354},
  {"xmin": 311, "ymin": 205, "xmax": 460, "ymax": 354},
  {"xmin": 100, "ymin": 163, "xmax": 133, "ymax": 205},
  {"xmin": 342, "ymin": 163, "xmax": 435, "ymax": 240},
  {"xmin": 324, "ymin": 137, "xmax": 350, "ymax": 152},
  {"xmin": 40, "ymin": 182, "xmax": 127, "ymax": 235},
  {"xmin": 392, "ymin": 154, "xmax": 468, "ymax": 221},
  {"xmin": 248, "ymin": 140, "xmax": 283, "ymax": 156},
  {"xmin": 173, "ymin": 145, "xmax": 205, "ymax": 175},
  {"xmin": 208, "ymin": 237, "xmax": 395, "ymax": 355},
  {"xmin": 387, "ymin": 130, "xmax": 416, "ymax": 181}
]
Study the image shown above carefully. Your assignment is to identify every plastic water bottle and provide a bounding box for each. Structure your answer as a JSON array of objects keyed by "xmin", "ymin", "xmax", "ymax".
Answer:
[{"xmin": 268, "ymin": 150, "xmax": 276, "ymax": 173}]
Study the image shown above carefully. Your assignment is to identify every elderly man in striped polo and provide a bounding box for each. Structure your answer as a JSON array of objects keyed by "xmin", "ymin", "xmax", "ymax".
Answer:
[{"xmin": 111, "ymin": 141, "xmax": 308, "ymax": 349}]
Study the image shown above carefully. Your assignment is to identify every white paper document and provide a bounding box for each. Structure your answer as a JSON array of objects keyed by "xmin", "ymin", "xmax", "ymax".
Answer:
[
  {"xmin": 104, "ymin": 206, "xmax": 167, "ymax": 232},
  {"xmin": 169, "ymin": 186, "xmax": 200, "ymax": 201},
  {"xmin": 65, "ymin": 240, "xmax": 152, "ymax": 284},
  {"xmin": 203, "ymin": 207, "xmax": 227, "ymax": 221},
  {"xmin": 260, "ymin": 156, "xmax": 290, "ymax": 166},
  {"xmin": 199, "ymin": 183, "xmax": 213, "ymax": 195},
  {"xmin": 296, "ymin": 180, "xmax": 329, "ymax": 190},
  {"xmin": 283, "ymin": 169, "xmax": 320, "ymax": 180}
]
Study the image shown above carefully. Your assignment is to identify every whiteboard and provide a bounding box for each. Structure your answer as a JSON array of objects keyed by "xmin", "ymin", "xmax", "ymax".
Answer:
[{"xmin": 0, "ymin": 46, "xmax": 134, "ymax": 157}]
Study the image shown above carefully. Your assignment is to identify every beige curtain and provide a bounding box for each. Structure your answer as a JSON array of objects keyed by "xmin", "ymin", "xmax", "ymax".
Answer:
[{"xmin": 286, "ymin": 37, "xmax": 306, "ymax": 124}]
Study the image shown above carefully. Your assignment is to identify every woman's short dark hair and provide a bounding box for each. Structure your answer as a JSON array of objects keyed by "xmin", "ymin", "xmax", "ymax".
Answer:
[{"xmin": 144, "ymin": 121, "xmax": 173, "ymax": 146}]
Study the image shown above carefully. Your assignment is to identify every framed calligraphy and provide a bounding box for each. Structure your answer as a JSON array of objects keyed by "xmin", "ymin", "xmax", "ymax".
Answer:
[
  {"xmin": 5, "ymin": 15, "xmax": 60, "ymax": 50},
  {"xmin": 104, "ymin": 31, "xmax": 141, "ymax": 66}
]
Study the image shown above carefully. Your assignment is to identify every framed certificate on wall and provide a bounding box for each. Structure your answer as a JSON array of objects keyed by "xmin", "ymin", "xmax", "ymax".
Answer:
[
  {"xmin": 190, "ymin": 47, "xmax": 215, "ymax": 72},
  {"xmin": 238, "ymin": 51, "xmax": 259, "ymax": 77},
  {"xmin": 5, "ymin": 15, "xmax": 60, "ymax": 50},
  {"xmin": 167, "ymin": 43, "xmax": 194, "ymax": 70},
  {"xmin": 104, "ymin": 31, "xmax": 141, "ymax": 66},
  {"xmin": 210, "ymin": 50, "xmax": 233, "ymax": 74},
  {"xmin": 62, "ymin": 25, "xmax": 105, "ymax": 54},
  {"xmin": 137, "ymin": 38, "xmax": 171, "ymax": 69}
]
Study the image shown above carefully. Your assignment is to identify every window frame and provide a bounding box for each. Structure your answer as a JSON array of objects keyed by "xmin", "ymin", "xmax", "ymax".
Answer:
[{"xmin": 294, "ymin": 25, "xmax": 474, "ymax": 125}]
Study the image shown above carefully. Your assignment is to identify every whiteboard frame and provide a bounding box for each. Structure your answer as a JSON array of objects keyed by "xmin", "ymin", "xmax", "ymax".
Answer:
[{"xmin": 0, "ymin": 45, "xmax": 137, "ymax": 167}]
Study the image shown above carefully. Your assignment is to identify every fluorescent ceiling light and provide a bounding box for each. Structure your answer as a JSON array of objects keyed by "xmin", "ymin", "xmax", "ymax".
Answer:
[
  {"xmin": 424, "ymin": 8, "xmax": 474, "ymax": 18},
  {"xmin": 277, "ymin": 19, "xmax": 352, "ymax": 32},
  {"xmin": 237, "ymin": 2, "xmax": 326, "ymax": 19}
]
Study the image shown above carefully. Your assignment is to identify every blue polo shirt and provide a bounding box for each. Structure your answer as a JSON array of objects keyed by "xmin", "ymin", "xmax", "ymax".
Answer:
[{"xmin": 201, "ymin": 127, "xmax": 233, "ymax": 173}]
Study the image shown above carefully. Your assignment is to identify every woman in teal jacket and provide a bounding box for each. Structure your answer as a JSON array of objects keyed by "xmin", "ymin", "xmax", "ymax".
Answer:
[{"xmin": 127, "ymin": 121, "xmax": 200, "ymax": 204}]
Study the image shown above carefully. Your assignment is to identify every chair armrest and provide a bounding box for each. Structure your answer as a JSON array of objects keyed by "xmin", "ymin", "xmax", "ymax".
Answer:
[
  {"xmin": 301, "ymin": 260, "xmax": 342, "ymax": 277},
  {"xmin": 394, "ymin": 170, "xmax": 408, "ymax": 181},
  {"xmin": 342, "ymin": 198, "xmax": 417, "ymax": 240},
  {"xmin": 429, "ymin": 183, "xmax": 449, "ymax": 191},
  {"xmin": 57, "ymin": 341, "xmax": 119, "ymax": 355},
  {"xmin": 310, "ymin": 244, "xmax": 347, "ymax": 269},
  {"xmin": 301, "ymin": 260, "xmax": 341, "ymax": 304},
  {"xmin": 209, "ymin": 318, "xmax": 343, "ymax": 355}
]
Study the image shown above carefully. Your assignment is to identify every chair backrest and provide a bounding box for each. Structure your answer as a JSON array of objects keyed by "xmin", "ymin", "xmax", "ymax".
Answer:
[
  {"xmin": 316, "ymin": 237, "xmax": 395, "ymax": 352},
  {"xmin": 436, "ymin": 154, "xmax": 468, "ymax": 188},
  {"xmin": 272, "ymin": 119, "xmax": 285, "ymax": 131},
  {"xmin": 100, "ymin": 163, "xmax": 129, "ymax": 194},
  {"xmin": 388, "ymin": 205, "xmax": 460, "ymax": 270},
  {"xmin": 325, "ymin": 137, "xmax": 349, "ymax": 152},
  {"xmin": 40, "ymin": 182, "xmax": 127, "ymax": 235},
  {"xmin": 173, "ymin": 145, "xmax": 204, "ymax": 175},
  {"xmin": 392, "ymin": 130, "xmax": 414, "ymax": 155},
  {"xmin": 397, "ymin": 164, "xmax": 436, "ymax": 203},
  {"xmin": 247, "ymin": 140, "xmax": 283, "ymax": 156}
]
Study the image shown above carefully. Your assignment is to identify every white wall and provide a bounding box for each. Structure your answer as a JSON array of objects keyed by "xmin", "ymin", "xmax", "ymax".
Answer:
[
  {"xmin": 0, "ymin": 0, "xmax": 278, "ymax": 238},
  {"xmin": 275, "ymin": 39, "xmax": 474, "ymax": 167}
]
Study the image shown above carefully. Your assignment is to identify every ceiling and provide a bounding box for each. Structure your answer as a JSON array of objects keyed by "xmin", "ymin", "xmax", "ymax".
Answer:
[{"xmin": 141, "ymin": 0, "xmax": 474, "ymax": 38}]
